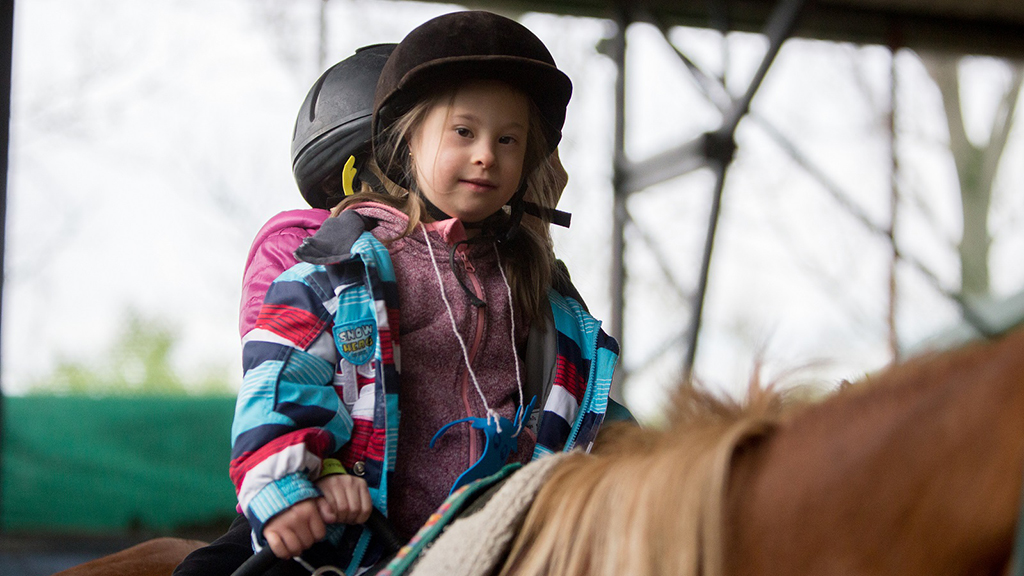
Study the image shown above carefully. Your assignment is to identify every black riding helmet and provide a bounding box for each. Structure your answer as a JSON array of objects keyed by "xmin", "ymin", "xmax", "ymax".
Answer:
[
  {"xmin": 372, "ymin": 11, "xmax": 572, "ymax": 192},
  {"xmin": 292, "ymin": 43, "xmax": 396, "ymax": 210}
]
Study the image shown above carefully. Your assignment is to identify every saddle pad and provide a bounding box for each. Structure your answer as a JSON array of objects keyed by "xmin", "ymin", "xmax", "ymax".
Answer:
[{"xmin": 378, "ymin": 453, "xmax": 569, "ymax": 576}]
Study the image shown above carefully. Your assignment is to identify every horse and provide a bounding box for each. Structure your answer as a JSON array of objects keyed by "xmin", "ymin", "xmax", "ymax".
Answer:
[
  {"xmin": 52, "ymin": 327, "xmax": 1024, "ymax": 576},
  {"xmin": 49, "ymin": 538, "xmax": 207, "ymax": 576},
  {"xmin": 502, "ymin": 326, "xmax": 1024, "ymax": 576}
]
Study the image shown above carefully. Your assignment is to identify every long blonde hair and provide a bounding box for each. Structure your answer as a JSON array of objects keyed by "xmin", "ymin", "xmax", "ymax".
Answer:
[
  {"xmin": 501, "ymin": 381, "xmax": 786, "ymax": 576},
  {"xmin": 338, "ymin": 82, "xmax": 564, "ymax": 323}
]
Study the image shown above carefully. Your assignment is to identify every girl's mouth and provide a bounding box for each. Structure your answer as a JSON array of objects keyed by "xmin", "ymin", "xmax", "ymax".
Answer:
[{"xmin": 461, "ymin": 179, "xmax": 497, "ymax": 192}]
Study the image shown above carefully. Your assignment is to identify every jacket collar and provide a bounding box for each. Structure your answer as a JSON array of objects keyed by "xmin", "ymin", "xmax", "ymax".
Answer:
[{"xmin": 293, "ymin": 209, "xmax": 372, "ymax": 265}]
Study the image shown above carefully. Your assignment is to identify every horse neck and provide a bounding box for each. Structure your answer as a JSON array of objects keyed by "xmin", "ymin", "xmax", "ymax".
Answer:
[{"xmin": 726, "ymin": 329, "xmax": 1024, "ymax": 576}]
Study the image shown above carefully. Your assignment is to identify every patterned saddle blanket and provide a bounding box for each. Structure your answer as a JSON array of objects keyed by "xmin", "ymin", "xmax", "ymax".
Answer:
[{"xmin": 378, "ymin": 453, "xmax": 569, "ymax": 576}]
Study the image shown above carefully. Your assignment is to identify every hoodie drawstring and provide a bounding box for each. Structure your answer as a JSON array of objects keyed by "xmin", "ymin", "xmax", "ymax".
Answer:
[{"xmin": 421, "ymin": 225, "xmax": 525, "ymax": 433}]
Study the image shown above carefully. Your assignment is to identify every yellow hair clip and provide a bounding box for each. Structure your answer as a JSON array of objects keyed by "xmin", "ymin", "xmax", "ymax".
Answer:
[{"xmin": 342, "ymin": 155, "xmax": 358, "ymax": 197}]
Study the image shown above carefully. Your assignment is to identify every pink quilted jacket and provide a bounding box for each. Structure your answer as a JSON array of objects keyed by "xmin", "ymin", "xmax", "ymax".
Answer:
[{"xmin": 238, "ymin": 208, "xmax": 330, "ymax": 338}]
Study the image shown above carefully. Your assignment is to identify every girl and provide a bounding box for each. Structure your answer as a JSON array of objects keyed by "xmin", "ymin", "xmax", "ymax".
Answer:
[{"xmin": 231, "ymin": 10, "xmax": 628, "ymax": 573}]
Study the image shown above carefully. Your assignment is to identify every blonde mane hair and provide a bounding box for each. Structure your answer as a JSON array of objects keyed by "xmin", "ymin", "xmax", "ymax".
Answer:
[
  {"xmin": 337, "ymin": 82, "xmax": 564, "ymax": 322},
  {"xmin": 500, "ymin": 380, "xmax": 789, "ymax": 576}
]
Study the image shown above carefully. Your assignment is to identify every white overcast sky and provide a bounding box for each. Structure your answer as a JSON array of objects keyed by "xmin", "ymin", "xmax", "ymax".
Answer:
[{"xmin": 6, "ymin": 0, "xmax": 1024, "ymax": 419}]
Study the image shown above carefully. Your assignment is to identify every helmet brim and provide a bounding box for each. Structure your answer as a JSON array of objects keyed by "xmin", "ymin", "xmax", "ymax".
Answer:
[{"xmin": 374, "ymin": 55, "xmax": 571, "ymax": 154}]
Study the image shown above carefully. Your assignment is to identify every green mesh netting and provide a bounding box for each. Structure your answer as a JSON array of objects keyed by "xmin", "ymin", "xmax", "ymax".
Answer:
[{"xmin": 1, "ymin": 396, "xmax": 238, "ymax": 533}]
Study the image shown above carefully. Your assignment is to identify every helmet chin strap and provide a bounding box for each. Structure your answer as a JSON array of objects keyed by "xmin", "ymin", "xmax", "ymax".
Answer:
[
  {"xmin": 419, "ymin": 191, "xmax": 457, "ymax": 224},
  {"xmin": 422, "ymin": 181, "xmax": 572, "ymax": 309},
  {"xmin": 417, "ymin": 181, "xmax": 570, "ymax": 245},
  {"xmin": 415, "ymin": 183, "xmax": 522, "ymax": 244}
]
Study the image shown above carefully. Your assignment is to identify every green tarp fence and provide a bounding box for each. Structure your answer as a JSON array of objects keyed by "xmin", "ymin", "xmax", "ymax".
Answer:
[{"xmin": 1, "ymin": 396, "xmax": 238, "ymax": 534}]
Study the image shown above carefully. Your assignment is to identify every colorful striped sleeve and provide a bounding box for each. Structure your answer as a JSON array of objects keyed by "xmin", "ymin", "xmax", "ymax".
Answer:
[
  {"xmin": 230, "ymin": 262, "xmax": 357, "ymax": 537},
  {"xmin": 534, "ymin": 289, "xmax": 619, "ymax": 457}
]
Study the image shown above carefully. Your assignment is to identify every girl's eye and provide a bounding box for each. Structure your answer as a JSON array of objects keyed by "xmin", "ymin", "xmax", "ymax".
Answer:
[
  {"xmin": 498, "ymin": 135, "xmax": 517, "ymax": 145},
  {"xmin": 455, "ymin": 127, "xmax": 472, "ymax": 138}
]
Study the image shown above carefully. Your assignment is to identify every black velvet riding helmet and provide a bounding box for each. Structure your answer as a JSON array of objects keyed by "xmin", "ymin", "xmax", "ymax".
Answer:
[
  {"xmin": 291, "ymin": 43, "xmax": 396, "ymax": 209},
  {"xmin": 372, "ymin": 11, "xmax": 573, "ymax": 190}
]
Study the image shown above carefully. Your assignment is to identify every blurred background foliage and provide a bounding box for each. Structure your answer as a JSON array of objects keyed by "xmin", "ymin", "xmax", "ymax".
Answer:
[{"xmin": 26, "ymin": 310, "xmax": 233, "ymax": 397}]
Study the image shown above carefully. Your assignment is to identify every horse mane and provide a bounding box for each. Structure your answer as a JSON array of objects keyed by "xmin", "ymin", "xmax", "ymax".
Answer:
[{"xmin": 501, "ymin": 376, "xmax": 795, "ymax": 576}]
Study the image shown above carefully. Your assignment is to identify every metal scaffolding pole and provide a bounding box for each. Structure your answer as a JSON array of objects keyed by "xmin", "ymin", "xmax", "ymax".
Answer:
[
  {"xmin": 683, "ymin": 0, "xmax": 809, "ymax": 378},
  {"xmin": 0, "ymin": 0, "xmax": 14, "ymax": 532},
  {"xmin": 604, "ymin": 0, "xmax": 809, "ymax": 387},
  {"xmin": 608, "ymin": 7, "xmax": 628, "ymax": 402}
]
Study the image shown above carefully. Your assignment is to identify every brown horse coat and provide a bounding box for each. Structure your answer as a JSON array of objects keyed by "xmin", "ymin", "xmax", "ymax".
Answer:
[
  {"xmin": 51, "ymin": 538, "xmax": 206, "ymax": 576},
  {"xmin": 503, "ymin": 328, "xmax": 1024, "ymax": 576},
  {"xmin": 726, "ymin": 329, "xmax": 1024, "ymax": 576}
]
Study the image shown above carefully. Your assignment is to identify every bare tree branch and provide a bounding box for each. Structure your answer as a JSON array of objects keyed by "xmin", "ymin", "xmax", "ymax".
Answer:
[
  {"xmin": 980, "ymin": 63, "xmax": 1023, "ymax": 200},
  {"xmin": 921, "ymin": 54, "xmax": 974, "ymax": 166}
]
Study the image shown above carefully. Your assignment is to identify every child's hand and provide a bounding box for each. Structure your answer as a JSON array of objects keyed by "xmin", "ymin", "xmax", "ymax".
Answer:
[
  {"xmin": 263, "ymin": 499, "xmax": 326, "ymax": 559},
  {"xmin": 315, "ymin": 473, "xmax": 372, "ymax": 525},
  {"xmin": 260, "ymin": 475, "xmax": 370, "ymax": 559}
]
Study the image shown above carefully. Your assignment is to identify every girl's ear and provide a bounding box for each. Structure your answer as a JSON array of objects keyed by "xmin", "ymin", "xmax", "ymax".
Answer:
[{"xmin": 401, "ymin": 129, "xmax": 417, "ymax": 162}]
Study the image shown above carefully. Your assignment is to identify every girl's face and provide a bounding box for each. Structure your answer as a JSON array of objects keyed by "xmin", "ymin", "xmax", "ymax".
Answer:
[{"xmin": 408, "ymin": 80, "xmax": 530, "ymax": 223}]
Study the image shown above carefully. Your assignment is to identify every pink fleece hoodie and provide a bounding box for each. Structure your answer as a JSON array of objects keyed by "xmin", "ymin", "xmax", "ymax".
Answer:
[{"xmin": 351, "ymin": 202, "xmax": 537, "ymax": 538}]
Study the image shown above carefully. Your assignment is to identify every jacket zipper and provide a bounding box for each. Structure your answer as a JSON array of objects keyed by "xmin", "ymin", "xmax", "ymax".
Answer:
[
  {"xmin": 566, "ymin": 314, "xmax": 602, "ymax": 451},
  {"xmin": 457, "ymin": 246, "xmax": 487, "ymax": 463}
]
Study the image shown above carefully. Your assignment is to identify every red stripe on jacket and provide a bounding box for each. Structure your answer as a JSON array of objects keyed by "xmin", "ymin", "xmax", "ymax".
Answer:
[
  {"xmin": 339, "ymin": 418, "xmax": 373, "ymax": 470},
  {"xmin": 230, "ymin": 429, "xmax": 333, "ymax": 489},
  {"xmin": 255, "ymin": 304, "xmax": 326, "ymax": 348},
  {"xmin": 553, "ymin": 358, "xmax": 586, "ymax": 404}
]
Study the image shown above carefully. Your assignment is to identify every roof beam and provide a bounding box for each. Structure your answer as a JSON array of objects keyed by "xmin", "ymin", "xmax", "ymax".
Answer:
[{"xmin": 456, "ymin": 0, "xmax": 1024, "ymax": 58}]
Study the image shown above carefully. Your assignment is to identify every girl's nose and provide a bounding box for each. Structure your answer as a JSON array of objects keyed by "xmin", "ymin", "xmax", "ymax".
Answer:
[{"xmin": 473, "ymin": 142, "xmax": 496, "ymax": 168}]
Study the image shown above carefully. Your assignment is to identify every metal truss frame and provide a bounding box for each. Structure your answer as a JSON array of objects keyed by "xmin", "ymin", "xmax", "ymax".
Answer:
[{"xmin": 606, "ymin": 0, "xmax": 809, "ymax": 399}]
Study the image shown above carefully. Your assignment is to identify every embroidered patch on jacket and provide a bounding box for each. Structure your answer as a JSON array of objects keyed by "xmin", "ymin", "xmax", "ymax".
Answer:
[{"xmin": 334, "ymin": 320, "xmax": 376, "ymax": 366}]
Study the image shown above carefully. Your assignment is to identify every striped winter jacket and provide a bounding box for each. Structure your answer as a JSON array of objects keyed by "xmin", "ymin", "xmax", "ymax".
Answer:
[{"xmin": 229, "ymin": 210, "xmax": 620, "ymax": 570}]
